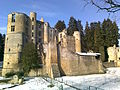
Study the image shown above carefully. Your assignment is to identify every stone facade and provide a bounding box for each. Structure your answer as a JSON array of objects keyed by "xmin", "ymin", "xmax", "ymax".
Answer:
[
  {"xmin": 2, "ymin": 12, "xmax": 49, "ymax": 76},
  {"xmin": 2, "ymin": 12, "xmax": 105, "ymax": 77},
  {"xmin": 107, "ymin": 45, "xmax": 120, "ymax": 66},
  {"xmin": 2, "ymin": 12, "xmax": 31, "ymax": 76},
  {"xmin": 59, "ymin": 48, "xmax": 104, "ymax": 76}
]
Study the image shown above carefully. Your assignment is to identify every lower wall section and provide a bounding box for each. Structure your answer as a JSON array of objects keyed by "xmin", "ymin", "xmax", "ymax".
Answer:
[
  {"xmin": 59, "ymin": 48, "xmax": 105, "ymax": 76},
  {"xmin": 60, "ymin": 56, "xmax": 104, "ymax": 76},
  {"xmin": 28, "ymin": 66, "xmax": 47, "ymax": 77}
]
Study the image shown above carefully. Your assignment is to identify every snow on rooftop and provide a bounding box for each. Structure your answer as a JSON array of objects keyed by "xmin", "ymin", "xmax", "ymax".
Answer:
[{"xmin": 76, "ymin": 52, "xmax": 101, "ymax": 56}]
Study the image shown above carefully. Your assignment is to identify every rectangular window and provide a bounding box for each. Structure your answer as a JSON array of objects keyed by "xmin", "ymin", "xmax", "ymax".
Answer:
[
  {"xmin": 39, "ymin": 38, "xmax": 41, "ymax": 42},
  {"xmin": 32, "ymin": 17, "xmax": 34, "ymax": 21},
  {"xmin": 39, "ymin": 31, "xmax": 41, "ymax": 36},
  {"xmin": 32, "ymin": 32, "xmax": 34, "ymax": 37},
  {"xmin": 32, "ymin": 25, "xmax": 34, "ymax": 30},
  {"xmin": 12, "ymin": 14, "xmax": 16, "ymax": 22},
  {"xmin": 26, "ymin": 19, "xmax": 28, "ymax": 25},
  {"xmin": 39, "ymin": 24, "xmax": 41, "ymax": 28},
  {"xmin": 32, "ymin": 39, "xmax": 33, "ymax": 42},
  {"xmin": 60, "ymin": 34, "xmax": 62, "ymax": 38},
  {"xmin": 11, "ymin": 26, "xmax": 15, "ymax": 32}
]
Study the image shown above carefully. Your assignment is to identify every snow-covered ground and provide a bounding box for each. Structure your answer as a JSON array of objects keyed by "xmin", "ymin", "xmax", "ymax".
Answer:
[{"xmin": 0, "ymin": 67, "xmax": 120, "ymax": 90}]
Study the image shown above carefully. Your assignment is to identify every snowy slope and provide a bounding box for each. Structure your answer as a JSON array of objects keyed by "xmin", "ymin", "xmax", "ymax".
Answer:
[{"xmin": 0, "ymin": 67, "xmax": 120, "ymax": 90}]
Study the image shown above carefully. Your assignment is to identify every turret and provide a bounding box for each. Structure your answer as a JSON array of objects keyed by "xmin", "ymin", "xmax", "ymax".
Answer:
[
  {"xmin": 30, "ymin": 12, "xmax": 37, "ymax": 45},
  {"xmin": 44, "ymin": 22, "xmax": 49, "ymax": 43},
  {"xmin": 73, "ymin": 31, "xmax": 81, "ymax": 52},
  {"xmin": 2, "ymin": 12, "xmax": 31, "ymax": 76}
]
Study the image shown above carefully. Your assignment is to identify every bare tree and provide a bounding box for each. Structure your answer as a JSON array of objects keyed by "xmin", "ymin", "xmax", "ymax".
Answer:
[{"xmin": 84, "ymin": 0, "xmax": 120, "ymax": 12}]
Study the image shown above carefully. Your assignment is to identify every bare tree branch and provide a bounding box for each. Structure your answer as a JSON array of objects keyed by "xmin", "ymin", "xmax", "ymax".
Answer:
[{"xmin": 84, "ymin": 0, "xmax": 120, "ymax": 12}]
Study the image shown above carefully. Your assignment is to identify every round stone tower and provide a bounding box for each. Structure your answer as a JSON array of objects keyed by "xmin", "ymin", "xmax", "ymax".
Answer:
[
  {"xmin": 44, "ymin": 22, "xmax": 49, "ymax": 44},
  {"xmin": 30, "ymin": 12, "xmax": 37, "ymax": 45},
  {"xmin": 2, "ymin": 12, "xmax": 31, "ymax": 76},
  {"xmin": 73, "ymin": 31, "xmax": 81, "ymax": 52}
]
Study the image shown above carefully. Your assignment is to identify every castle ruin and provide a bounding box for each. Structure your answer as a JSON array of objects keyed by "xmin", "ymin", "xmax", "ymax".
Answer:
[{"xmin": 2, "ymin": 12, "xmax": 104, "ymax": 77}]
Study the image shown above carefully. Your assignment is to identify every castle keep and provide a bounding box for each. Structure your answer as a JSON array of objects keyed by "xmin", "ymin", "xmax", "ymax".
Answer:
[
  {"xmin": 2, "ymin": 12, "xmax": 104, "ymax": 77},
  {"xmin": 2, "ymin": 12, "xmax": 48, "ymax": 76}
]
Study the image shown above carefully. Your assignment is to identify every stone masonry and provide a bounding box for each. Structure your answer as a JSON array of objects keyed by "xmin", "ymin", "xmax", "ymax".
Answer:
[{"xmin": 2, "ymin": 12, "xmax": 105, "ymax": 77}]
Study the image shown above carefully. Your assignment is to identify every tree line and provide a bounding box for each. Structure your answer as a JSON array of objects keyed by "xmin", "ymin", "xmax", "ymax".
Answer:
[
  {"xmin": 0, "ymin": 33, "xmax": 5, "ymax": 61},
  {"xmin": 0, "ymin": 17, "xmax": 119, "ymax": 62},
  {"xmin": 55, "ymin": 17, "xmax": 119, "ymax": 62}
]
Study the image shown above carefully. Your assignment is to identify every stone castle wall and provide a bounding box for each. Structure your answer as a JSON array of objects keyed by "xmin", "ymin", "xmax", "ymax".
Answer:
[
  {"xmin": 73, "ymin": 31, "xmax": 81, "ymax": 52},
  {"xmin": 59, "ymin": 48, "xmax": 104, "ymax": 76},
  {"xmin": 2, "ymin": 12, "xmax": 104, "ymax": 77},
  {"xmin": 2, "ymin": 12, "xmax": 31, "ymax": 76},
  {"xmin": 66, "ymin": 36, "xmax": 75, "ymax": 52},
  {"xmin": 107, "ymin": 45, "xmax": 120, "ymax": 67}
]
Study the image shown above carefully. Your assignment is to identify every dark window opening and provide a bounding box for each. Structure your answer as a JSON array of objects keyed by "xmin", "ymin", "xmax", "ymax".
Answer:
[
  {"xmin": 7, "ymin": 38, "xmax": 8, "ymax": 40},
  {"xmin": 39, "ymin": 31, "xmax": 41, "ymax": 36},
  {"xmin": 32, "ymin": 17, "xmax": 34, "ymax": 21},
  {"xmin": 7, "ymin": 62, "xmax": 9, "ymax": 64},
  {"xmin": 26, "ymin": 19, "xmax": 28, "ymax": 25},
  {"xmin": 60, "ymin": 34, "xmax": 62, "ymax": 38},
  {"xmin": 9, "ymin": 48, "xmax": 10, "ymax": 52},
  {"xmin": 32, "ymin": 32, "xmax": 34, "ymax": 37},
  {"xmin": 11, "ymin": 26, "xmax": 15, "ymax": 32},
  {"xmin": 95, "ymin": 55, "xmax": 100, "ymax": 60},
  {"xmin": 39, "ymin": 38, "xmax": 41, "ymax": 42},
  {"xmin": 12, "ymin": 14, "xmax": 16, "ymax": 22},
  {"xmin": 110, "ymin": 60, "xmax": 114, "ymax": 62},
  {"xmin": 32, "ymin": 39, "xmax": 33, "ymax": 42},
  {"xmin": 18, "ymin": 44, "xmax": 19, "ymax": 47},
  {"xmin": 25, "ymin": 27, "xmax": 28, "ymax": 34},
  {"xmin": 39, "ymin": 24, "xmax": 41, "ymax": 28},
  {"xmin": 119, "ymin": 58, "xmax": 120, "ymax": 60},
  {"xmin": 32, "ymin": 25, "xmax": 34, "ymax": 30}
]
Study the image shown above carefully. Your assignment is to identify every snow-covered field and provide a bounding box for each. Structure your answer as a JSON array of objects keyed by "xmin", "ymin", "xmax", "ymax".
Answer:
[{"xmin": 0, "ymin": 67, "xmax": 120, "ymax": 90}]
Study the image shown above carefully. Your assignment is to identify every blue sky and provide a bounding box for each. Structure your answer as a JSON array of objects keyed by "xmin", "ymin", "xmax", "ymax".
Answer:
[{"xmin": 0, "ymin": 0, "xmax": 120, "ymax": 34}]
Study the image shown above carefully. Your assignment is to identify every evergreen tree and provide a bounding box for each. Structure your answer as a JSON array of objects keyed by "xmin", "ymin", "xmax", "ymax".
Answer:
[
  {"xmin": 0, "ymin": 33, "xmax": 2, "ymax": 61},
  {"xmin": 84, "ymin": 19, "xmax": 119, "ymax": 62},
  {"xmin": 92, "ymin": 22, "xmax": 102, "ymax": 52},
  {"xmin": 77, "ymin": 20, "xmax": 85, "ymax": 51},
  {"xmin": 21, "ymin": 42, "xmax": 39, "ymax": 75},
  {"xmin": 67, "ymin": 16, "xmax": 78, "ymax": 36},
  {"xmin": 84, "ymin": 22, "xmax": 95, "ymax": 51},
  {"xmin": 101, "ymin": 18, "xmax": 119, "ymax": 47},
  {"xmin": 84, "ymin": 22, "xmax": 91, "ymax": 51},
  {"xmin": 55, "ymin": 20, "xmax": 66, "ymax": 32},
  {"xmin": 111, "ymin": 21, "xmax": 119, "ymax": 46},
  {"xmin": 0, "ymin": 34, "xmax": 5, "ymax": 61}
]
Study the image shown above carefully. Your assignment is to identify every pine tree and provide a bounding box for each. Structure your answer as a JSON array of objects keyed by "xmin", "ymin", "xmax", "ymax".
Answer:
[
  {"xmin": 101, "ymin": 19, "xmax": 119, "ymax": 61},
  {"xmin": 0, "ymin": 34, "xmax": 5, "ymax": 61},
  {"xmin": 92, "ymin": 22, "xmax": 101, "ymax": 52},
  {"xmin": 84, "ymin": 22, "xmax": 92, "ymax": 51},
  {"xmin": 67, "ymin": 16, "xmax": 78, "ymax": 36},
  {"xmin": 84, "ymin": 19, "xmax": 119, "ymax": 62},
  {"xmin": 55, "ymin": 20, "xmax": 66, "ymax": 32},
  {"xmin": 77, "ymin": 20, "xmax": 85, "ymax": 51},
  {"xmin": 0, "ymin": 33, "xmax": 2, "ymax": 61},
  {"xmin": 111, "ymin": 21, "xmax": 119, "ymax": 46},
  {"xmin": 101, "ymin": 18, "xmax": 119, "ymax": 47},
  {"xmin": 21, "ymin": 42, "xmax": 39, "ymax": 75}
]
